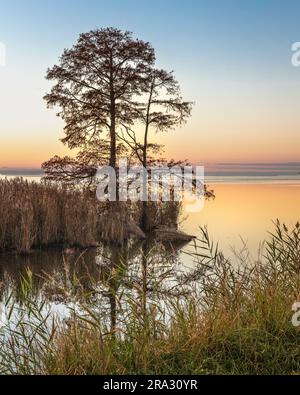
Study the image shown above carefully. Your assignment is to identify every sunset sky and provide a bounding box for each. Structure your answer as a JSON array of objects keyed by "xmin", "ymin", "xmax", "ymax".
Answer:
[{"xmin": 0, "ymin": 0, "xmax": 300, "ymax": 168}]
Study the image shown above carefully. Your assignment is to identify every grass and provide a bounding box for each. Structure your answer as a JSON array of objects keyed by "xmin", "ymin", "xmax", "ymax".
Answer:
[
  {"xmin": 0, "ymin": 178, "xmax": 101, "ymax": 253},
  {"xmin": 0, "ymin": 221, "xmax": 300, "ymax": 375},
  {"xmin": 0, "ymin": 178, "xmax": 186, "ymax": 253}
]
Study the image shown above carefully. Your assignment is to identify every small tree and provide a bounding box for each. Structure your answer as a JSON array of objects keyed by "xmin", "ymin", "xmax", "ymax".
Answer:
[
  {"xmin": 119, "ymin": 68, "xmax": 193, "ymax": 230},
  {"xmin": 140, "ymin": 69, "xmax": 193, "ymax": 169}
]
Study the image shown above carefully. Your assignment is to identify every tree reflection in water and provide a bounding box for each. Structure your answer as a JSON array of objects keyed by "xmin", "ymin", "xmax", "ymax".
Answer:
[{"xmin": 0, "ymin": 238, "xmax": 191, "ymax": 332}]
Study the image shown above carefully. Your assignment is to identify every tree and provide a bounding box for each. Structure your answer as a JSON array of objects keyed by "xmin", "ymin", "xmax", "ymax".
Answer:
[
  {"xmin": 44, "ymin": 27, "xmax": 155, "ymax": 173},
  {"xmin": 140, "ymin": 69, "xmax": 193, "ymax": 169},
  {"xmin": 118, "ymin": 68, "xmax": 193, "ymax": 230},
  {"xmin": 42, "ymin": 27, "xmax": 212, "ymax": 239}
]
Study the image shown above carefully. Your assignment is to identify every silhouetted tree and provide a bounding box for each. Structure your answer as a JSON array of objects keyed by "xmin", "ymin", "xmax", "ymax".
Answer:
[
  {"xmin": 119, "ymin": 68, "xmax": 193, "ymax": 230},
  {"xmin": 44, "ymin": 27, "xmax": 155, "ymax": 173},
  {"xmin": 42, "ymin": 27, "xmax": 212, "ymax": 240}
]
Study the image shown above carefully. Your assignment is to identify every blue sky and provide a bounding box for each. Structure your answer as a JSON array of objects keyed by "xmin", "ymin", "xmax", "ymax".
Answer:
[
  {"xmin": 2, "ymin": 0, "xmax": 300, "ymax": 76},
  {"xmin": 0, "ymin": 0, "xmax": 300, "ymax": 167}
]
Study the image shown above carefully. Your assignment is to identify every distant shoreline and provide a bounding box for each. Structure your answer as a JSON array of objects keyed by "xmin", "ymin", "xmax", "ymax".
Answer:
[
  {"xmin": 1, "ymin": 173, "xmax": 300, "ymax": 186},
  {"xmin": 1, "ymin": 162, "xmax": 300, "ymax": 178}
]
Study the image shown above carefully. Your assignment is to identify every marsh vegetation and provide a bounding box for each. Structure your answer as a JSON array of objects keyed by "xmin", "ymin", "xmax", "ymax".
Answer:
[{"xmin": 0, "ymin": 222, "xmax": 299, "ymax": 375}]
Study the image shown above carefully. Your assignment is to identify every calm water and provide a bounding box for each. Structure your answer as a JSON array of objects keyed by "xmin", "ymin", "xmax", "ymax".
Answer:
[
  {"xmin": 0, "ymin": 173, "xmax": 299, "ymax": 317},
  {"xmin": 183, "ymin": 180, "xmax": 300, "ymax": 258}
]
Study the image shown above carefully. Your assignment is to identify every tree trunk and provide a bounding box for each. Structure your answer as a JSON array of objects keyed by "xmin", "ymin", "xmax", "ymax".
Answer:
[
  {"xmin": 140, "ymin": 81, "xmax": 154, "ymax": 233},
  {"xmin": 141, "ymin": 200, "xmax": 151, "ymax": 232},
  {"xmin": 109, "ymin": 54, "xmax": 118, "ymax": 200}
]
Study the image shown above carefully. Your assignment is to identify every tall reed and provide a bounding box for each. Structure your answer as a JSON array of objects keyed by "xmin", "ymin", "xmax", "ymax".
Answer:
[
  {"xmin": 0, "ymin": 178, "xmax": 100, "ymax": 253},
  {"xmin": 0, "ymin": 178, "xmax": 182, "ymax": 252}
]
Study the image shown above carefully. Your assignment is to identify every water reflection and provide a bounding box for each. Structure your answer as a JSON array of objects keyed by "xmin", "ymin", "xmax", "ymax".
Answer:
[{"xmin": 0, "ymin": 239, "xmax": 187, "ymax": 331}]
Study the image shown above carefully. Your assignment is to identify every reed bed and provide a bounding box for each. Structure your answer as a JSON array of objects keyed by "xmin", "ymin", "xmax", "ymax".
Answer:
[
  {"xmin": 0, "ymin": 178, "xmax": 185, "ymax": 253},
  {"xmin": 0, "ymin": 178, "xmax": 100, "ymax": 253}
]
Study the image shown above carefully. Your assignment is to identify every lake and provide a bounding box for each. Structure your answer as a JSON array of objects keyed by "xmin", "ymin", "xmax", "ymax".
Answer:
[
  {"xmin": 0, "ymin": 173, "xmax": 299, "ymax": 329},
  {"xmin": 0, "ymin": 173, "xmax": 299, "ymax": 297},
  {"xmin": 184, "ymin": 178, "xmax": 300, "ymax": 258}
]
